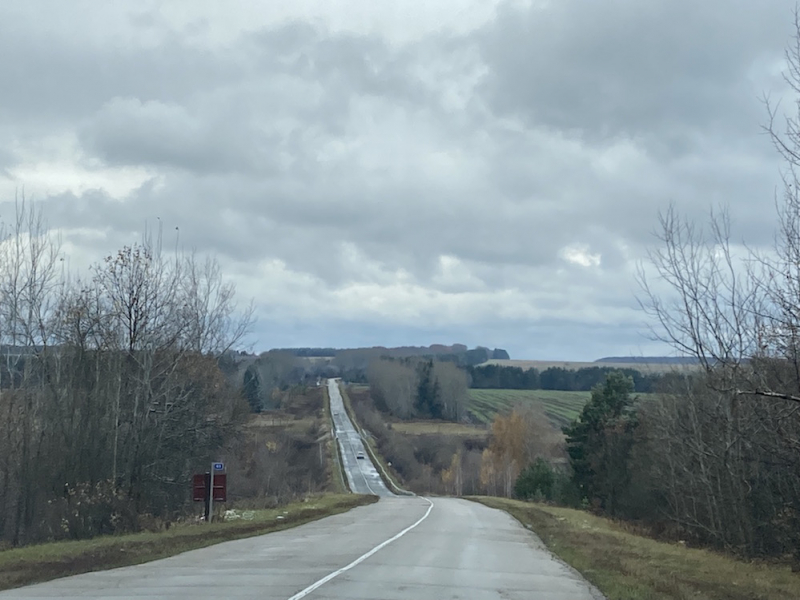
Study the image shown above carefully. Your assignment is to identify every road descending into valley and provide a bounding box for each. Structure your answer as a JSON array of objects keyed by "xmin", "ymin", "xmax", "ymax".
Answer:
[
  {"xmin": 328, "ymin": 379, "xmax": 393, "ymax": 496},
  {"xmin": 0, "ymin": 380, "xmax": 602, "ymax": 600}
]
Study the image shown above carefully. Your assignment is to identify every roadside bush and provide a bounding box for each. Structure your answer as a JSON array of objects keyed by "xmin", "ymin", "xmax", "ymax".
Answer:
[
  {"xmin": 225, "ymin": 424, "xmax": 327, "ymax": 506},
  {"xmin": 42, "ymin": 480, "xmax": 138, "ymax": 540},
  {"xmin": 377, "ymin": 434, "xmax": 421, "ymax": 482},
  {"xmin": 514, "ymin": 459, "xmax": 580, "ymax": 507},
  {"xmin": 515, "ymin": 458, "xmax": 555, "ymax": 500}
]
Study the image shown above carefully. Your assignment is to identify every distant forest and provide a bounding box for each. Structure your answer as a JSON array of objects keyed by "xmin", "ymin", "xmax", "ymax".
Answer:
[
  {"xmin": 272, "ymin": 344, "xmax": 509, "ymax": 360},
  {"xmin": 227, "ymin": 347, "xmax": 668, "ymax": 407},
  {"xmin": 272, "ymin": 344, "xmax": 510, "ymax": 365},
  {"xmin": 467, "ymin": 363, "xmax": 663, "ymax": 393},
  {"xmin": 223, "ymin": 345, "xmax": 511, "ymax": 412}
]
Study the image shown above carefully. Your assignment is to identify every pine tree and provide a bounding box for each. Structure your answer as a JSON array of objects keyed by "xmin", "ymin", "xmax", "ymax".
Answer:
[{"xmin": 563, "ymin": 371, "xmax": 636, "ymax": 514}]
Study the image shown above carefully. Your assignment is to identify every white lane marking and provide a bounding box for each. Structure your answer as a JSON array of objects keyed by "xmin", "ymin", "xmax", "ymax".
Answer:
[
  {"xmin": 348, "ymin": 432, "xmax": 381, "ymax": 496},
  {"xmin": 329, "ymin": 379, "xmax": 383, "ymax": 496},
  {"xmin": 339, "ymin": 439, "xmax": 357, "ymax": 492},
  {"xmin": 353, "ymin": 445, "xmax": 378, "ymax": 495},
  {"xmin": 329, "ymin": 382, "xmax": 359, "ymax": 493},
  {"xmin": 285, "ymin": 498, "xmax": 434, "ymax": 600}
]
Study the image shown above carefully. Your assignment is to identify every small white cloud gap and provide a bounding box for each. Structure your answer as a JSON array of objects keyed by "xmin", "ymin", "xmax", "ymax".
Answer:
[{"xmin": 559, "ymin": 244, "xmax": 601, "ymax": 268}]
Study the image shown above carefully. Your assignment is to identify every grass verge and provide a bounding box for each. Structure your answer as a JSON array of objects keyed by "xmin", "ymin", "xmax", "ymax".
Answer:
[
  {"xmin": 0, "ymin": 493, "xmax": 377, "ymax": 592},
  {"xmin": 323, "ymin": 384, "xmax": 348, "ymax": 493},
  {"xmin": 469, "ymin": 497, "xmax": 800, "ymax": 600}
]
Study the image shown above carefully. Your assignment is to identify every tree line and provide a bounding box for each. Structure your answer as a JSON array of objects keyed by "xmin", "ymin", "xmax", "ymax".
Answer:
[
  {"xmin": 0, "ymin": 201, "xmax": 252, "ymax": 546},
  {"xmin": 461, "ymin": 365, "xmax": 800, "ymax": 561},
  {"xmin": 467, "ymin": 363, "xmax": 663, "ymax": 392},
  {"xmin": 269, "ymin": 345, "xmax": 511, "ymax": 385},
  {"xmin": 510, "ymin": 15, "xmax": 800, "ymax": 562},
  {"xmin": 543, "ymin": 367, "xmax": 799, "ymax": 561},
  {"xmin": 367, "ymin": 357, "xmax": 469, "ymax": 421}
]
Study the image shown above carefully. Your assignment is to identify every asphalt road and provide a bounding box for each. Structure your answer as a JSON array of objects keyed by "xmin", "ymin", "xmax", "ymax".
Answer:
[
  {"xmin": 0, "ymin": 380, "xmax": 603, "ymax": 600},
  {"xmin": 327, "ymin": 379, "xmax": 393, "ymax": 497}
]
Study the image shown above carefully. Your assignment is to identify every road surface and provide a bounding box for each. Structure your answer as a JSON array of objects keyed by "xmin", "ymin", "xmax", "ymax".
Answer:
[
  {"xmin": 328, "ymin": 379, "xmax": 393, "ymax": 497},
  {"xmin": 0, "ymin": 380, "xmax": 603, "ymax": 600}
]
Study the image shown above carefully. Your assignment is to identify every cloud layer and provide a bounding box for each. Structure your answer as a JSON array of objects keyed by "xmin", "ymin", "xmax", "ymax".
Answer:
[{"xmin": 0, "ymin": 0, "xmax": 794, "ymax": 359}]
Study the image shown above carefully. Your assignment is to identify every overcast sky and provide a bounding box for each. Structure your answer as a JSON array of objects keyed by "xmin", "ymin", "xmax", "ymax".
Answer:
[{"xmin": 0, "ymin": 0, "xmax": 795, "ymax": 360}]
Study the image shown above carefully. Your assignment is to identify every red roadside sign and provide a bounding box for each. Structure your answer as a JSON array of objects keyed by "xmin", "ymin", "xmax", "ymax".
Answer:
[
  {"xmin": 192, "ymin": 473, "xmax": 207, "ymax": 502},
  {"xmin": 192, "ymin": 466, "xmax": 227, "ymax": 522},
  {"xmin": 212, "ymin": 474, "xmax": 227, "ymax": 502},
  {"xmin": 192, "ymin": 472, "xmax": 227, "ymax": 503}
]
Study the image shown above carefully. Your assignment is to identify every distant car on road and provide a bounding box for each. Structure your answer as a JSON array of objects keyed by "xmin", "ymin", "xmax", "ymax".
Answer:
[{"xmin": 356, "ymin": 451, "xmax": 365, "ymax": 460}]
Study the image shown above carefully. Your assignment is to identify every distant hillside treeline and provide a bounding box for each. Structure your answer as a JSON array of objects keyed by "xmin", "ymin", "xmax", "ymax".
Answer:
[
  {"xmin": 271, "ymin": 344, "xmax": 509, "ymax": 363},
  {"xmin": 220, "ymin": 345, "xmax": 510, "ymax": 412},
  {"xmin": 221, "ymin": 349, "xmax": 673, "ymax": 413},
  {"xmin": 273, "ymin": 347, "xmax": 338, "ymax": 357},
  {"xmin": 467, "ymin": 364, "xmax": 662, "ymax": 393}
]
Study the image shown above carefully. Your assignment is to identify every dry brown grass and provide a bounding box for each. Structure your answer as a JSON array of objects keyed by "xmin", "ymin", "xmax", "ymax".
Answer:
[
  {"xmin": 389, "ymin": 421, "xmax": 488, "ymax": 437},
  {"xmin": 245, "ymin": 414, "xmax": 316, "ymax": 431},
  {"xmin": 471, "ymin": 497, "xmax": 800, "ymax": 600}
]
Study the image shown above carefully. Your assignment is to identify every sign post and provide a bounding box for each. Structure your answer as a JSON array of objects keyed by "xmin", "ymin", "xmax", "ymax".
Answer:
[
  {"xmin": 209, "ymin": 462, "xmax": 224, "ymax": 523},
  {"xmin": 192, "ymin": 463, "xmax": 226, "ymax": 522}
]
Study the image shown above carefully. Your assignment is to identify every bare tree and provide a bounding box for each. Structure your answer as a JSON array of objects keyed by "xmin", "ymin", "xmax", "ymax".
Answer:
[
  {"xmin": 178, "ymin": 252, "xmax": 254, "ymax": 356},
  {"xmin": 640, "ymin": 12, "xmax": 800, "ymax": 406},
  {"xmin": 634, "ymin": 11, "xmax": 800, "ymax": 560},
  {"xmin": 367, "ymin": 359, "xmax": 417, "ymax": 418},
  {"xmin": 432, "ymin": 360, "xmax": 468, "ymax": 421},
  {"xmin": 0, "ymin": 208, "xmax": 254, "ymax": 545},
  {"xmin": 0, "ymin": 195, "xmax": 62, "ymax": 350},
  {"xmin": 0, "ymin": 197, "xmax": 61, "ymax": 544}
]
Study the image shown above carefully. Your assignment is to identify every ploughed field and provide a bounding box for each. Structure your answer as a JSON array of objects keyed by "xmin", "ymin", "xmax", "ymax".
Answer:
[{"xmin": 467, "ymin": 389, "xmax": 591, "ymax": 427}]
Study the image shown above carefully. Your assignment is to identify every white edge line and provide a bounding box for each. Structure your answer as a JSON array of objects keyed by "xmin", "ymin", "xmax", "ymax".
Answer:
[
  {"xmin": 329, "ymin": 381, "xmax": 375, "ymax": 495},
  {"xmin": 286, "ymin": 498, "xmax": 435, "ymax": 600},
  {"xmin": 357, "ymin": 449, "xmax": 378, "ymax": 496}
]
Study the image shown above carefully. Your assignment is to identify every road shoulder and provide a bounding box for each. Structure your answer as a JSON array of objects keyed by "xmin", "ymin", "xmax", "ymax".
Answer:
[
  {"xmin": 0, "ymin": 494, "xmax": 376, "ymax": 592},
  {"xmin": 469, "ymin": 496, "xmax": 800, "ymax": 600}
]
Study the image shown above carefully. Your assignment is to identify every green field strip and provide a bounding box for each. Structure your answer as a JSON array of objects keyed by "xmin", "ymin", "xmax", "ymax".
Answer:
[{"xmin": 467, "ymin": 388, "xmax": 591, "ymax": 426}]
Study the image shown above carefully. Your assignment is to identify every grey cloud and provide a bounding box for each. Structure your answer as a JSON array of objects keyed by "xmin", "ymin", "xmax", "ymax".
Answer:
[
  {"xmin": 0, "ymin": 9, "xmax": 247, "ymax": 132},
  {"xmin": 248, "ymin": 22, "xmax": 429, "ymax": 106},
  {"xmin": 475, "ymin": 0, "xmax": 793, "ymax": 148},
  {"xmin": 68, "ymin": 20, "xmax": 433, "ymax": 175},
  {"xmin": 3, "ymin": 1, "xmax": 798, "ymax": 358},
  {"xmin": 0, "ymin": 146, "xmax": 15, "ymax": 176},
  {"xmin": 78, "ymin": 97, "xmax": 283, "ymax": 174}
]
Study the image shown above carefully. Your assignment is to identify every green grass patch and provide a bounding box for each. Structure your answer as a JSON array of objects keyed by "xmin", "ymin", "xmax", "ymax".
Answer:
[
  {"xmin": 468, "ymin": 389, "xmax": 593, "ymax": 426},
  {"xmin": 0, "ymin": 493, "xmax": 377, "ymax": 592},
  {"xmin": 470, "ymin": 497, "xmax": 800, "ymax": 600}
]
